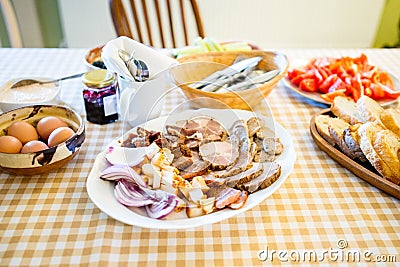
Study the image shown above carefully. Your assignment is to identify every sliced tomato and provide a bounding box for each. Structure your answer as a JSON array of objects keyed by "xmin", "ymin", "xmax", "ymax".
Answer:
[
  {"xmin": 319, "ymin": 74, "xmax": 338, "ymax": 93},
  {"xmin": 361, "ymin": 66, "xmax": 377, "ymax": 79},
  {"xmin": 317, "ymin": 67, "xmax": 330, "ymax": 80},
  {"xmin": 327, "ymin": 77, "xmax": 346, "ymax": 93},
  {"xmin": 299, "ymin": 78, "xmax": 318, "ymax": 92},
  {"xmin": 349, "ymin": 74, "xmax": 364, "ymax": 101},
  {"xmin": 287, "ymin": 69, "xmax": 305, "ymax": 80},
  {"xmin": 309, "ymin": 68, "xmax": 324, "ymax": 85},
  {"xmin": 353, "ymin": 53, "xmax": 368, "ymax": 69},
  {"xmin": 380, "ymin": 83, "xmax": 400, "ymax": 99},
  {"xmin": 287, "ymin": 54, "xmax": 397, "ymax": 102}
]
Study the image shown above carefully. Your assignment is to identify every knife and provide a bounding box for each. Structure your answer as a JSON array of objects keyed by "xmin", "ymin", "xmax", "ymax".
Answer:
[
  {"xmin": 218, "ymin": 69, "xmax": 280, "ymax": 92},
  {"xmin": 191, "ymin": 56, "xmax": 263, "ymax": 89}
]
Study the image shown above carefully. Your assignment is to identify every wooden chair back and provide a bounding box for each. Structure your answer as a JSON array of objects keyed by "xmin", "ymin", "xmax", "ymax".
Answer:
[
  {"xmin": 109, "ymin": 0, "xmax": 205, "ymax": 48},
  {"xmin": 0, "ymin": 0, "xmax": 23, "ymax": 47}
]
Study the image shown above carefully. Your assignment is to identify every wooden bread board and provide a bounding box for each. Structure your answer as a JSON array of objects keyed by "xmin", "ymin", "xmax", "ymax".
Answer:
[{"xmin": 310, "ymin": 109, "xmax": 400, "ymax": 199}]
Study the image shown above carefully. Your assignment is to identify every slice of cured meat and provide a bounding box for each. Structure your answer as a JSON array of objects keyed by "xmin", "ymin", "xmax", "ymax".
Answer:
[
  {"xmin": 179, "ymin": 151, "xmax": 211, "ymax": 179},
  {"xmin": 228, "ymin": 191, "xmax": 248, "ymax": 210},
  {"xmin": 253, "ymin": 137, "xmax": 284, "ymax": 162},
  {"xmin": 172, "ymin": 156, "xmax": 194, "ymax": 170},
  {"xmin": 180, "ymin": 116, "xmax": 227, "ymax": 142},
  {"xmin": 214, "ymin": 187, "xmax": 242, "ymax": 209},
  {"xmin": 199, "ymin": 141, "xmax": 239, "ymax": 170},
  {"xmin": 238, "ymin": 162, "xmax": 281, "ymax": 193},
  {"xmin": 247, "ymin": 117, "xmax": 262, "ymax": 137},
  {"xmin": 224, "ymin": 163, "xmax": 264, "ymax": 187},
  {"xmin": 213, "ymin": 120, "xmax": 255, "ymax": 178}
]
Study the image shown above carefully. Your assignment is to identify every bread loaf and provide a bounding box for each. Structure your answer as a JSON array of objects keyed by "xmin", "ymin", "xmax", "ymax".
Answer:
[
  {"xmin": 331, "ymin": 96, "xmax": 363, "ymax": 124},
  {"xmin": 328, "ymin": 117, "xmax": 350, "ymax": 147},
  {"xmin": 342, "ymin": 124, "xmax": 367, "ymax": 162},
  {"xmin": 358, "ymin": 123, "xmax": 400, "ymax": 184},
  {"xmin": 381, "ymin": 108, "xmax": 400, "ymax": 137},
  {"xmin": 315, "ymin": 115, "xmax": 336, "ymax": 146},
  {"xmin": 321, "ymin": 95, "xmax": 400, "ymax": 184},
  {"xmin": 356, "ymin": 95, "xmax": 384, "ymax": 124}
]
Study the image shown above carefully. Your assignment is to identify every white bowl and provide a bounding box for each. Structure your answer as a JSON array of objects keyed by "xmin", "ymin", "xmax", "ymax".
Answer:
[{"xmin": 0, "ymin": 77, "xmax": 61, "ymax": 112}]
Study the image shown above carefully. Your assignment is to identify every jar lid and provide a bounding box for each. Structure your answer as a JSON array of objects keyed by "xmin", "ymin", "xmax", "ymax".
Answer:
[{"xmin": 82, "ymin": 69, "xmax": 115, "ymax": 88}]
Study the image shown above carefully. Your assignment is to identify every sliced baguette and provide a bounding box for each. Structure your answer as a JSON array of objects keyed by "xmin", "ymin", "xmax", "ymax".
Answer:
[
  {"xmin": 358, "ymin": 122, "xmax": 400, "ymax": 184},
  {"xmin": 328, "ymin": 117, "xmax": 350, "ymax": 147},
  {"xmin": 342, "ymin": 124, "xmax": 367, "ymax": 162},
  {"xmin": 373, "ymin": 130, "xmax": 400, "ymax": 184},
  {"xmin": 356, "ymin": 95, "xmax": 384, "ymax": 124},
  {"xmin": 331, "ymin": 96, "xmax": 363, "ymax": 124},
  {"xmin": 315, "ymin": 115, "xmax": 336, "ymax": 146},
  {"xmin": 381, "ymin": 108, "xmax": 400, "ymax": 137}
]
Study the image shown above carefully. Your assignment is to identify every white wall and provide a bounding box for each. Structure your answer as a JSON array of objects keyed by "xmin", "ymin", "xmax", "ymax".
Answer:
[
  {"xmin": 199, "ymin": 0, "xmax": 385, "ymax": 48},
  {"xmin": 58, "ymin": 0, "xmax": 385, "ymax": 48},
  {"xmin": 57, "ymin": 0, "xmax": 116, "ymax": 48}
]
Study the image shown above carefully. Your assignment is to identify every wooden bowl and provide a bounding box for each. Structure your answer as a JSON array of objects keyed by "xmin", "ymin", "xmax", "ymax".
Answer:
[
  {"xmin": 0, "ymin": 105, "xmax": 85, "ymax": 175},
  {"xmin": 84, "ymin": 44, "xmax": 105, "ymax": 69},
  {"xmin": 170, "ymin": 50, "xmax": 289, "ymax": 110}
]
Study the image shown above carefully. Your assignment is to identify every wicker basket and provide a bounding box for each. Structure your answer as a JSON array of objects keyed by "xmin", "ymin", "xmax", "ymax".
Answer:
[{"xmin": 170, "ymin": 50, "xmax": 289, "ymax": 110}]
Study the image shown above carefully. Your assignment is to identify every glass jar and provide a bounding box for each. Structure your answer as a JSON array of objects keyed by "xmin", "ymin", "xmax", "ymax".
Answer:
[{"xmin": 82, "ymin": 69, "xmax": 119, "ymax": 124}]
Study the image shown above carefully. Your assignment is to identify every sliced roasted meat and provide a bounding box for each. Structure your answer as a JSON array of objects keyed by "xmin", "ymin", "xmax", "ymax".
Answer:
[
  {"xmin": 224, "ymin": 163, "xmax": 264, "ymax": 187},
  {"xmin": 199, "ymin": 141, "xmax": 239, "ymax": 170},
  {"xmin": 184, "ymin": 138, "xmax": 202, "ymax": 149},
  {"xmin": 229, "ymin": 120, "xmax": 249, "ymax": 145},
  {"xmin": 165, "ymin": 125, "xmax": 183, "ymax": 137},
  {"xmin": 214, "ymin": 187, "xmax": 242, "ymax": 209},
  {"xmin": 263, "ymin": 137, "xmax": 284, "ymax": 155},
  {"xmin": 204, "ymin": 118, "xmax": 227, "ymax": 141},
  {"xmin": 180, "ymin": 116, "xmax": 227, "ymax": 141},
  {"xmin": 162, "ymin": 134, "xmax": 180, "ymax": 149},
  {"xmin": 172, "ymin": 156, "xmax": 194, "ymax": 170},
  {"xmin": 253, "ymin": 137, "xmax": 284, "ymax": 162},
  {"xmin": 238, "ymin": 162, "xmax": 281, "ymax": 193},
  {"xmin": 180, "ymin": 119, "xmax": 202, "ymax": 136},
  {"xmin": 121, "ymin": 127, "xmax": 163, "ymax": 148},
  {"xmin": 205, "ymin": 178, "xmax": 228, "ymax": 198},
  {"xmin": 121, "ymin": 133, "xmax": 149, "ymax": 148},
  {"xmin": 253, "ymin": 152, "xmax": 274, "ymax": 162},
  {"xmin": 247, "ymin": 117, "xmax": 276, "ymax": 139},
  {"xmin": 213, "ymin": 120, "xmax": 255, "ymax": 178},
  {"xmin": 247, "ymin": 117, "xmax": 262, "ymax": 137},
  {"xmin": 179, "ymin": 152, "xmax": 211, "ymax": 179},
  {"xmin": 228, "ymin": 191, "xmax": 248, "ymax": 210}
]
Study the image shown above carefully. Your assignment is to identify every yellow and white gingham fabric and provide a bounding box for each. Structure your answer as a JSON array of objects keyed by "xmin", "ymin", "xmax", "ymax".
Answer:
[{"xmin": 0, "ymin": 48, "xmax": 399, "ymax": 266}]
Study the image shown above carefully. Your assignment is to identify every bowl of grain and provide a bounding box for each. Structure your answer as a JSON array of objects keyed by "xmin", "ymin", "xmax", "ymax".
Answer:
[{"xmin": 0, "ymin": 77, "xmax": 61, "ymax": 112}]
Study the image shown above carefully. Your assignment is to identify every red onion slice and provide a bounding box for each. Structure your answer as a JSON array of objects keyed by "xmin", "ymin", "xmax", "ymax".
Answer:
[
  {"xmin": 145, "ymin": 194, "xmax": 178, "ymax": 219},
  {"xmin": 114, "ymin": 180, "xmax": 154, "ymax": 207},
  {"xmin": 114, "ymin": 179, "xmax": 178, "ymax": 219},
  {"xmin": 100, "ymin": 164, "xmax": 147, "ymax": 187}
]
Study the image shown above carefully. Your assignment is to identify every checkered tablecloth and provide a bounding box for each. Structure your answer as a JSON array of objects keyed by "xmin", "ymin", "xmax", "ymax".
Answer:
[{"xmin": 0, "ymin": 48, "xmax": 399, "ymax": 266}]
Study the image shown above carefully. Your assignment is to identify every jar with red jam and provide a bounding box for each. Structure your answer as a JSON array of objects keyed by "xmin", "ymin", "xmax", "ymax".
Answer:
[{"xmin": 82, "ymin": 69, "xmax": 119, "ymax": 124}]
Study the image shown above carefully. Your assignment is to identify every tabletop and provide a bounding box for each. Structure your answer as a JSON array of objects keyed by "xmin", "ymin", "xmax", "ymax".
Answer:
[{"xmin": 0, "ymin": 48, "xmax": 399, "ymax": 266}]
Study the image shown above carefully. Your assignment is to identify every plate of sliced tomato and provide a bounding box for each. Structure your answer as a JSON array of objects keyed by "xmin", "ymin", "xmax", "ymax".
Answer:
[{"xmin": 283, "ymin": 54, "xmax": 400, "ymax": 106}]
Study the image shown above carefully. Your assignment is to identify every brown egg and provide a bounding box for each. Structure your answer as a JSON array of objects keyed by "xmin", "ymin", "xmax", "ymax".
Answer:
[
  {"xmin": 7, "ymin": 121, "xmax": 39, "ymax": 144},
  {"xmin": 48, "ymin": 127, "xmax": 75, "ymax": 147},
  {"xmin": 36, "ymin": 116, "xmax": 68, "ymax": 140},
  {"xmin": 21, "ymin": 140, "xmax": 49, "ymax": 153},
  {"xmin": 0, "ymin": 135, "xmax": 23, "ymax": 153}
]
